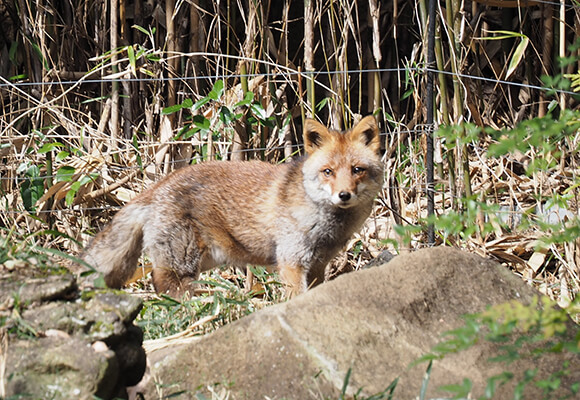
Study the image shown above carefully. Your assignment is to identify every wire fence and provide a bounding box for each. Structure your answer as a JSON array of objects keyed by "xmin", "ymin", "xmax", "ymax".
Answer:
[
  {"xmin": 2, "ymin": 66, "xmax": 579, "ymax": 96},
  {"xmin": 1, "ymin": 63, "xmax": 578, "ymax": 220}
]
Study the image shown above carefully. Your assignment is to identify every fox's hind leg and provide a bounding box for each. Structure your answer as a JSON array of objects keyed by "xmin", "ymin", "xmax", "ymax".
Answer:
[
  {"xmin": 151, "ymin": 267, "xmax": 198, "ymax": 298},
  {"xmin": 144, "ymin": 224, "xmax": 204, "ymax": 298}
]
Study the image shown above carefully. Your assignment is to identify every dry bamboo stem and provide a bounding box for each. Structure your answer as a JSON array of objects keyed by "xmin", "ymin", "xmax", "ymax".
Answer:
[
  {"xmin": 110, "ymin": 0, "xmax": 119, "ymax": 151},
  {"xmin": 539, "ymin": 4, "xmax": 553, "ymax": 117},
  {"xmin": 369, "ymin": 0, "xmax": 382, "ymax": 114},
  {"xmin": 559, "ymin": 0, "xmax": 566, "ymax": 110},
  {"xmin": 304, "ymin": 0, "xmax": 315, "ymax": 119},
  {"xmin": 166, "ymin": 0, "xmax": 177, "ymax": 111}
]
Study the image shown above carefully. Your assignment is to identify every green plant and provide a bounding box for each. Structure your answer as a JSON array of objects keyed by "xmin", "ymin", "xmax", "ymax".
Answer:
[
  {"xmin": 337, "ymin": 367, "xmax": 399, "ymax": 400},
  {"xmin": 162, "ymin": 79, "xmax": 286, "ymax": 162},
  {"xmin": 414, "ymin": 295, "xmax": 580, "ymax": 399},
  {"xmin": 137, "ymin": 266, "xmax": 284, "ymax": 340}
]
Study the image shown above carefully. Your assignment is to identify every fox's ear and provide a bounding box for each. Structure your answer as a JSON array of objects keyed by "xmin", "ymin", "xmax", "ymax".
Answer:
[
  {"xmin": 303, "ymin": 119, "xmax": 332, "ymax": 154},
  {"xmin": 350, "ymin": 115, "xmax": 380, "ymax": 154}
]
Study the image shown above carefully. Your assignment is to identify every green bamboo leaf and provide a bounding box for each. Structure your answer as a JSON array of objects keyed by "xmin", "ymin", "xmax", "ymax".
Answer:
[
  {"xmin": 506, "ymin": 36, "xmax": 529, "ymax": 79},
  {"xmin": 478, "ymin": 30, "xmax": 526, "ymax": 41},
  {"xmin": 127, "ymin": 45, "xmax": 137, "ymax": 77},
  {"xmin": 31, "ymin": 42, "xmax": 49, "ymax": 71},
  {"xmin": 132, "ymin": 24, "xmax": 150, "ymax": 36}
]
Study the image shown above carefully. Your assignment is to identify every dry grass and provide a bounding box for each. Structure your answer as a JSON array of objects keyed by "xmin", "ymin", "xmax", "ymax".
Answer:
[{"xmin": 1, "ymin": 0, "xmax": 579, "ymax": 338}]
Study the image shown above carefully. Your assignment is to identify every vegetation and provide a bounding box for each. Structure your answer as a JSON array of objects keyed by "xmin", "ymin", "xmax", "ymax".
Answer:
[
  {"xmin": 138, "ymin": 266, "xmax": 284, "ymax": 342},
  {"xmin": 0, "ymin": 0, "xmax": 579, "ymax": 397},
  {"xmin": 415, "ymin": 295, "xmax": 580, "ymax": 400}
]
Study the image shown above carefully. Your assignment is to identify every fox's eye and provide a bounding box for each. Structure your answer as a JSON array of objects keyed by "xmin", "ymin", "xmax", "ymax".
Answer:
[
  {"xmin": 352, "ymin": 166, "xmax": 366, "ymax": 175},
  {"xmin": 322, "ymin": 168, "xmax": 333, "ymax": 176}
]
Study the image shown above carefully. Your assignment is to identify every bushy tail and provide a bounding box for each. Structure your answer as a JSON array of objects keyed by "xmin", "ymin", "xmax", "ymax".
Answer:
[{"xmin": 82, "ymin": 202, "xmax": 147, "ymax": 288}]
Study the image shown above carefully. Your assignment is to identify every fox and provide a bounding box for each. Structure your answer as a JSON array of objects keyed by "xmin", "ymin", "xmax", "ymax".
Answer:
[{"xmin": 81, "ymin": 115, "xmax": 384, "ymax": 298}]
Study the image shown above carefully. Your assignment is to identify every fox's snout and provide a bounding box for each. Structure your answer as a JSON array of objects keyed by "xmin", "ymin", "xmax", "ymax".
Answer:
[
  {"xmin": 338, "ymin": 191, "xmax": 352, "ymax": 202},
  {"xmin": 333, "ymin": 189, "xmax": 357, "ymax": 208}
]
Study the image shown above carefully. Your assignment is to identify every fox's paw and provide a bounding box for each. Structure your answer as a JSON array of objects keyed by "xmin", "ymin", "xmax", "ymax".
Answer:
[
  {"xmin": 278, "ymin": 265, "xmax": 307, "ymax": 299},
  {"xmin": 152, "ymin": 267, "xmax": 198, "ymax": 299}
]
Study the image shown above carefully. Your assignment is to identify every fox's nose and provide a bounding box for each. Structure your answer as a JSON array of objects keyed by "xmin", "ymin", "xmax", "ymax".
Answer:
[{"xmin": 338, "ymin": 191, "xmax": 351, "ymax": 202}]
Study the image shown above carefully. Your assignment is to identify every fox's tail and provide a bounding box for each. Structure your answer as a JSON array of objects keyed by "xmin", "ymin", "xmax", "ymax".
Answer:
[{"xmin": 82, "ymin": 202, "xmax": 147, "ymax": 288}]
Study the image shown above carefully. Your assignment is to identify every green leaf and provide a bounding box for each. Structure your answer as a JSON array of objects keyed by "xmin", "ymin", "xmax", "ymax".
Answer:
[
  {"xmin": 132, "ymin": 24, "xmax": 151, "ymax": 36},
  {"xmin": 193, "ymin": 96, "xmax": 212, "ymax": 111},
  {"xmin": 9, "ymin": 41, "xmax": 18, "ymax": 65},
  {"xmin": 420, "ymin": 360, "xmax": 433, "ymax": 400},
  {"xmin": 438, "ymin": 378, "xmax": 472, "ymax": 399},
  {"xmin": 9, "ymin": 74, "xmax": 28, "ymax": 81},
  {"xmin": 182, "ymin": 98, "xmax": 193, "ymax": 109},
  {"xmin": 208, "ymin": 79, "xmax": 224, "ymax": 100},
  {"xmin": 31, "ymin": 42, "xmax": 49, "ymax": 71},
  {"xmin": 55, "ymin": 150, "xmax": 70, "ymax": 162},
  {"xmin": 145, "ymin": 54, "xmax": 161, "ymax": 63},
  {"xmin": 218, "ymin": 106, "xmax": 236, "ymax": 125},
  {"xmin": 506, "ymin": 36, "xmax": 529, "ymax": 79},
  {"xmin": 316, "ymin": 97, "xmax": 330, "ymax": 112},
  {"xmin": 162, "ymin": 103, "xmax": 183, "ymax": 115},
  {"xmin": 78, "ymin": 173, "xmax": 98, "ymax": 186},
  {"xmin": 127, "ymin": 45, "xmax": 137, "ymax": 77},
  {"xmin": 132, "ymin": 134, "xmax": 142, "ymax": 169},
  {"xmin": 234, "ymin": 91, "xmax": 254, "ymax": 107},
  {"xmin": 192, "ymin": 115, "xmax": 210, "ymax": 131},
  {"xmin": 37, "ymin": 142, "xmax": 64, "ymax": 154},
  {"xmin": 19, "ymin": 165, "xmax": 44, "ymax": 212},
  {"xmin": 485, "ymin": 372, "xmax": 514, "ymax": 399},
  {"xmin": 66, "ymin": 181, "xmax": 81, "ymax": 206},
  {"xmin": 340, "ymin": 367, "xmax": 352, "ymax": 398},
  {"xmin": 250, "ymin": 103, "xmax": 268, "ymax": 121},
  {"xmin": 56, "ymin": 166, "xmax": 76, "ymax": 182},
  {"xmin": 478, "ymin": 30, "xmax": 526, "ymax": 41}
]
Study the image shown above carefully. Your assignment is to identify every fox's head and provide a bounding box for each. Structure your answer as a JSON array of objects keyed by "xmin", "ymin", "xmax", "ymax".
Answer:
[{"xmin": 301, "ymin": 115, "xmax": 384, "ymax": 209}]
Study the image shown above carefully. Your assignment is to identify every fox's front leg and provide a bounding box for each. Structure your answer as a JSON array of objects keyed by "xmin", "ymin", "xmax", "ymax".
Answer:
[{"xmin": 278, "ymin": 264, "xmax": 308, "ymax": 298}]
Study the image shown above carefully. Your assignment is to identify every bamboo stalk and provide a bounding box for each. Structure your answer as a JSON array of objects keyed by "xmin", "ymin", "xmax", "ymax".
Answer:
[
  {"xmin": 538, "ymin": 3, "xmax": 553, "ymax": 117},
  {"xmin": 110, "ymin": 0, "xmax": 119, "ymax": 151},
  {"xmin": 434, "ymin": 22, "xmax": 451, "ymax": 200},
  {"xmin": 559, "ymin": 0, "xmax": 566, "ymax": 110},
  {"xmin": 443, "ymin": 0, "xmax": 472, "ymax": 203},
  {"xmin": 369, "ymin": 0, "xmax": 382, "ymax": 115},
  {"xmin": 304, "ymin": 0, "xmax": 315, "ymax": 119},
  {"xmin": 166, "ymin": 0, "xmax": 177, "ymax": 112},
  {"xmin": 189, "ymin": 1, "xmax": 202, "ymax": 101}
]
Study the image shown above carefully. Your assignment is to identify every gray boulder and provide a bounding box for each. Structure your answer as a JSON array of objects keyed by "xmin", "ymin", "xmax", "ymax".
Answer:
[{"xmin": 139, "ymin": 247, "xmax": 580, "ymax": 399}]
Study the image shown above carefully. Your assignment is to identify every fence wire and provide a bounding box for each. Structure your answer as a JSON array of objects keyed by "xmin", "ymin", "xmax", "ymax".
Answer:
[
  {"xmin": 1, "ymin": 61, "xmax": 578, "ymax": 221},
  {"xmin": 1, "ymin": 66, "xmax": 579, "ymax": 97}
]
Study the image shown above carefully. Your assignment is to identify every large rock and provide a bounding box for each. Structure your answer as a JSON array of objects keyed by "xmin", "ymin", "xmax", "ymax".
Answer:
[
  {"xmin": 1, "ymin": 261, "xmax": 146, "ymax": 400},
  {"xmin": 139, "ymin": 247, "xmax": 580, "ymax": 399}
]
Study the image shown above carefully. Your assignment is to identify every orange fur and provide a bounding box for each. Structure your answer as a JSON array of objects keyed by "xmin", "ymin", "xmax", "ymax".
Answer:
[{"xmin": 82, "ymin": 116, "xmax": 383, "ymax": 298}]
